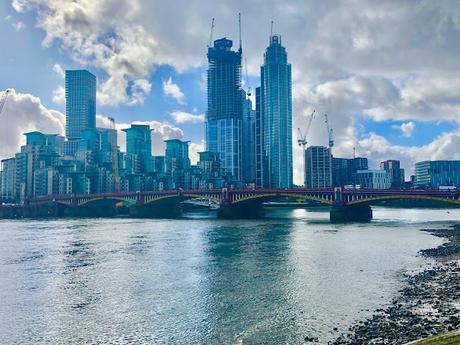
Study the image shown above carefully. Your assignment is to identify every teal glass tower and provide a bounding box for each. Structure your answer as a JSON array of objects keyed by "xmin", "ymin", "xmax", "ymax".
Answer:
[
  {"xmin": 122, "ymin": 124, "xmax": 153, "ymax": 173},
  {"xmin": 65, "ymin": 70, "xmax": 96, "ymax": 155},
  {"xmin": 206, "ymin": 38, "xmax": 243, "ymax": 184},
  {"xmin": 260, "ymin": 34, "xmax": 293, "ymax": 188}
]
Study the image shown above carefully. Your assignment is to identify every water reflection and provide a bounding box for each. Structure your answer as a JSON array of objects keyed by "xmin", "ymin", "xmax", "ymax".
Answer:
[{"xmin": 0, "ymin": 209, "xmax": 454, "ymax": 344}]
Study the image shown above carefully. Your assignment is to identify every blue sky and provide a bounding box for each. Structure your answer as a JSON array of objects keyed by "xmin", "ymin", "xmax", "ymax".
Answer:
[{"xmin": 2, "ymin": 0, "xmax": 460, "ymax": 182}]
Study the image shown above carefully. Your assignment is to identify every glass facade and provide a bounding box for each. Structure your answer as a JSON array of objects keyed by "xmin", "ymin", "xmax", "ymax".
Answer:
[
  {"xmin": 305, "ymin": 146, "xmax": 331, "ymax": 188},
  {"xmin": 122, "ymin": 124, "xmax": 153, "ymax": 173},
  {"xmin": 355, "ymin": 170, "xmax": 391, "ymax": 189},
  {"xmin": 206, "ymin": 38, "xmax": 243, "ymax": 183},
  {"xmin": 260, "ymin": 35, "xmax": 293, "ymax": 188},
  {"xmin": 65, "ymin": 70, "xmax": 96, "ymax": 155},
  {"xmin": 415, "ymin": 160, "xmax": 460, "ymax": 188}
]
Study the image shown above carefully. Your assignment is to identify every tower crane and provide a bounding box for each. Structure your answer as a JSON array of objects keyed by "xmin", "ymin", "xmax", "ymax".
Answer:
[
  {"xmin": 0, "ymin": 89, "xmax": 11, "ymax": 116},
  {"xmin": 207, "ymin": 18, "xmax": 215, "ymax": 47},
  {"xmin": 324, "ymin": 113, "xmax": 334, "ymax": 151},
  {"xmin": 298, "ymin": 110, "xmax": 315, "ymax": 149},
  {"xmin": 298, "ymin": 109, "xmax": 316, "ymax": 186}
]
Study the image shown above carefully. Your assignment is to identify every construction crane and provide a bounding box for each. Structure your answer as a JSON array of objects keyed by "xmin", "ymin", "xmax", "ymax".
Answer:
[
  {"xmin": 208, "ymin": 18, "xmax": 215, "ymax": 47},
  {"xmin": 244, "ymin": 58, "xmax": 251, "ymax": 97},
  {"xmin": 108, "ymin": 117, "xmax": 120, "ymax": 192},
  {"xmin": 324, "ymin": 113, "xmax": 334, "ymax": 151},
  {"xmin": 0, "ymin": 89, "xmax": 11, "ymax": 116},
  {"xmin": 298, "ymin": 109, "xmax": 315, "ymax": 149},
  {"xmin": 298, "ymin": 110, "xmax": 315, "ymax": 185}
]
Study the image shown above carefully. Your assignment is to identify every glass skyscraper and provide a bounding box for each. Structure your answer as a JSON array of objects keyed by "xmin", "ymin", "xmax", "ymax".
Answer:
[
  {"xmin": 260, "ymin": 35, "xmax": 293, "ymax": 188},
  {"xmin": 65, "ymin": 70, "xmax": 96, "ymax": 155},
  {"xmin": 206, "ymin": 38, "xmax": 243, "ymax": 183},
  {"xmin": 122, "ymin": 124, "xmax": 153, "ymax": 173}
]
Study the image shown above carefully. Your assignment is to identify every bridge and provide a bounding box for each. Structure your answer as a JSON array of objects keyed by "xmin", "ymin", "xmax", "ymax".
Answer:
[{"xmin": 24, "ymin": 187, "xmax": 460, "ymax": 222}]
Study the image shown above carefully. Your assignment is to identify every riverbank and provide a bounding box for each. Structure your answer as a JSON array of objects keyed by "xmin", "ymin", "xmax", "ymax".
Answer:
[{"xmin": 331, "ymin": 224, "xmax": 460, "ymax": 345}]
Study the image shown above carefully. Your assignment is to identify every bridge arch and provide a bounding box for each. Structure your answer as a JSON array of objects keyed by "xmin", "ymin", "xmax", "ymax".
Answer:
[
  {"xmin": 77, "ymin": 197, "xmax": 137, "ymax": 207},
  {"xmin": 231, "ymin": 192, "xmax": 334, "ymax": 206},
  {"xmin": 143, "ymin": 193, "xmax": 222, "ymax": 205},
  {"xmin": 347, "ymin": 194, "xmax": 460, "ymax": 206}
]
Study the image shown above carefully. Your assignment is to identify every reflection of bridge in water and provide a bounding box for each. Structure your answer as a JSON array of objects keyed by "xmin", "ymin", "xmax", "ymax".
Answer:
[{"xmin": 28, "ymin": 188, "xmax": 460, "ymax": 222}]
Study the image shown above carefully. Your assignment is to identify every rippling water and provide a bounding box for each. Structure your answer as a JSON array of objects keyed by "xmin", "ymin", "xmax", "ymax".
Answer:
[{"xmin": 0, "ymin": 207, "xmax": 456, "ymax": 344}]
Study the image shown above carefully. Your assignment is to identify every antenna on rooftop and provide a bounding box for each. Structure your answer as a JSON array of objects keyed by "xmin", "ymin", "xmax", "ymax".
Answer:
[
  {"xmin": 270, "ymin": 20, "xmax": 274, "ymax": 37},
  {"xmin": 208, "ymin": 18, "xmax": 215, "ymax": 48}
]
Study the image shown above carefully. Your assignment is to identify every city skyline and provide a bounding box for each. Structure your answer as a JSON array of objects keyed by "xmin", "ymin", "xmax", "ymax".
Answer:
[{"xmin": 1, "ymin": 1, "xmax": 460, "ymax": 184}]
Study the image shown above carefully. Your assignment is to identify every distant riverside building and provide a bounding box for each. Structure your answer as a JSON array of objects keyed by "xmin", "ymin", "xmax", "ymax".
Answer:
[
  {"xmin": 305, "ymin": 146, "xmax": 332, "ymax": 188},
  {"xmin": 380, "ymin": 160, "xmax": 405, "ymax": 188},
  {"xmin": 165, "ymin": 139, "xmax": 190, "ymax": 189},
  {"xmin": 122, "ymin": 124, "xmax": 153, "ymax": 173},
  {"xmin": 1, "ymin": 158, "xmax": 16, "ymax": 203},
  {"xmin": 242, "ymin": 91, "xmax": 256, "ymax": 185},
  {"xmin": 355, "ymin": 170, "xmax": 391, "ymax": 189},
  {"xmin": 65, "ymin": 70, "xmax": 96, "ymax": 155},
  {"xmin": 259, "ymin": 34, "xmax": 293, "ymax": 188},
  {"xmin": 206, "ymin": 38, "xmax": 243, "ymax": 183},
  {"xmin": 332, "ymin": 157, "xmax": 368, "ymax": 187},
  {"xmin": 254, "ymin": 86, "xmax": 267, "ymax": 188},
  {"xmin": 415, "ymin": 160, "xmax": 460, "ymax": 189}
]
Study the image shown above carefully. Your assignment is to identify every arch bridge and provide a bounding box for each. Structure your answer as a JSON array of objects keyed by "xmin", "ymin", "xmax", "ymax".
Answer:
[{"xmin": 26, "ymin": 187, "xmax": 460, "ymax": 221}]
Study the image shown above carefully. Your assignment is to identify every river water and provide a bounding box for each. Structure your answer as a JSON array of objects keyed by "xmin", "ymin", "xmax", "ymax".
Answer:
[{"xmin": 0, "ymin": 207, "xmax": 457, "ymax": 344}]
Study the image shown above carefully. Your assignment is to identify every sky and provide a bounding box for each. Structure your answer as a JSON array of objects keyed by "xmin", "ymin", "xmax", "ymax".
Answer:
[{"xmin": 1, "ymin": 0, "xmax": 460, "ymax": 185}]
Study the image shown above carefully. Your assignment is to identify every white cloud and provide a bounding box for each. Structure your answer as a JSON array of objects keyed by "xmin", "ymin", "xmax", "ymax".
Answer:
[
  {"xmin": 393, "ymin": 121, "xmax": 415, "ymax": 138},
  {"xmin": 163, "ymin": 77, "xmax": 186, "ymax": 104},
  {"xmin": 52, "ymin": 63, "xmax": 65, "ymax": 79},
  {"xmin": 170, "ymin": 111, "xmax": 205, "ymax": 124},
  {"xmin": 0, "ymin": 89, "xmax": 65, "ymax": 159},
  {"xmin": 52, "ymin": 86, "xmax": 65, "ymax": 105}
]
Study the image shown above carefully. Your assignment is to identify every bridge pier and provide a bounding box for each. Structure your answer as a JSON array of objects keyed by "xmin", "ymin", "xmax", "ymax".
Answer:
[
  {"xmin": 330, "ymin": 204, "xmax": 373, "ymax": 223},
  {"xmin": 217, "ymin": 203, "xmax": 265, "ymax": 219}
]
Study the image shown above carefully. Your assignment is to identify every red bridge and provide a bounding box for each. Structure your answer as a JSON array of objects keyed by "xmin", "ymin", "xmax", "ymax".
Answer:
[{"xmin": 27, "ymin": 188, "xmax": 460, "ymax": 222}]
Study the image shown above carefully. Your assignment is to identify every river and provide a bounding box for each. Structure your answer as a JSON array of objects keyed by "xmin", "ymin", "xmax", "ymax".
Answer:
[{"xmin": 0, "ymin": 207, "xmax": 457, "ymax": 344}]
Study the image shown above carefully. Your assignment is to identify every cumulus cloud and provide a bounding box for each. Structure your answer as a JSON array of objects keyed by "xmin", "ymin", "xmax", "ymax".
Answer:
[
  {"xmin": 52, "ymin": 63, "xmax": 65, "ymax": 79},
  {"xmin": 163, "ymin": 77, "xmax": 186, "ymax": 104},
  {"xmin": 170, "ymin": 111, "xmax": 205, "ymax": 124},
  {"xmin": 4, "ymin": 15, "xmax": 26, "ymax": 31},
  {"xmin": 52, "ymin": 86, "xmax": 65, "ymax": 105},
  {"xmin": 13, "ymin": 0, "xmax": 158, "ymax": 106},
  {"xmin": 393, "ymin": 121, "xmax": 416, "ymax": 138},
  {"xmin": 0, "ymin": 89, "xmax": 64, "ymax": 159}
]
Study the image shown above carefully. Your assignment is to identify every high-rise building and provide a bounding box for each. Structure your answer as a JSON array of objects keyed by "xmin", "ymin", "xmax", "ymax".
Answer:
[
  {"xmin": 332, "ymin": 157, "xmax": 368, "ymax": 187},
  {"xmin": 415, "ymin": 160, "xmax": 460, "ymax": 188},
  {"xmin": 122, "ymin": 124, "xmax": 153, "ymax": 173},
  {"xmin": 1, "ymin": 158, "xmax": 16, "ymax": 203},
  {"xmin": 380, "ymin": 160, "xmax": 405, "ymax": 188},
  {"xmin": 206, "ymin": 38, "xmax": 243, "ymax": 184},
  {"xmin": 305, "ymin": 146, "xmax": 332, "ymax": 188},
  {"xmin": 260, "ymin": 34, "xmax": 293, "ymax": 188},
  {"xmin": 242, "ymin": 91, "xmax": 256, "ymax": 185},
  {"xmin": 255, "ymin": 86, "xmax": 267, "ymax": 188},
  {"xmin": 65, "ymin": 70, "xmax": 96, "ymax": 155},
  {"xmin": 165, "ymin": 139, "xmax": 190, "ymax": 189},
  {"xmin": 355, "ymin": 170, "xmax": 391, "ymax": 189}
]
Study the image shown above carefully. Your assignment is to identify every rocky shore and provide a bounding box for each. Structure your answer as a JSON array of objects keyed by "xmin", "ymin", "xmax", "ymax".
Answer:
[{"xmin": 330, "ymin": 224, "xmax": 460, "ymax": 345}]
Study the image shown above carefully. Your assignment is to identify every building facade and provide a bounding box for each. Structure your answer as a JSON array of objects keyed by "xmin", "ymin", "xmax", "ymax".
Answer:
[
  {"xmin": 380, "ymin": 160, "xmax": 405, "ymax": 188},
  {"xmin": 355, "ymin": 170, "xmax": 391, "ymax": 189},
  {"xmin": 415, "ymin": 160, "xmax": 460, "ymax": 189},
  {"xmin": 260, "ymin": 34, "xmax": 293, "ymax": 188},
  {"xmin": 165, "ymin": 139, "xmax": 190, "ymax": 189},
  {"xmin": 65, "ymin": 70, "xmax": 96, "ymax": 155},
  {"xmin": 305, "ymin": 146, "xmax": 332, "ymax": 188},
  {"xmin": 206, "ymin": 38, "xmax": 243, "ymax": 184},
  {"xmin": 332, "ymin": 157, "xmax": 368, "ymax": 187},
  {"xmin": 242, "ymin": 91, "xmax": 256, "ymax": 185}
]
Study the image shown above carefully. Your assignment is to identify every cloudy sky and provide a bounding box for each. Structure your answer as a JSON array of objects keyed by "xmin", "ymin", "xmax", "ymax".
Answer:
[{"xmin": 1, "ymin": 0, "xmax": 460, "ymax": 184}]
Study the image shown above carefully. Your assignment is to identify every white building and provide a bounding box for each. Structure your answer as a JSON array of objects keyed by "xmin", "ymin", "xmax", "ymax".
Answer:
[{"xmin": 355, "ymin": 170, "xmax": 391, "ymax": 189}]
